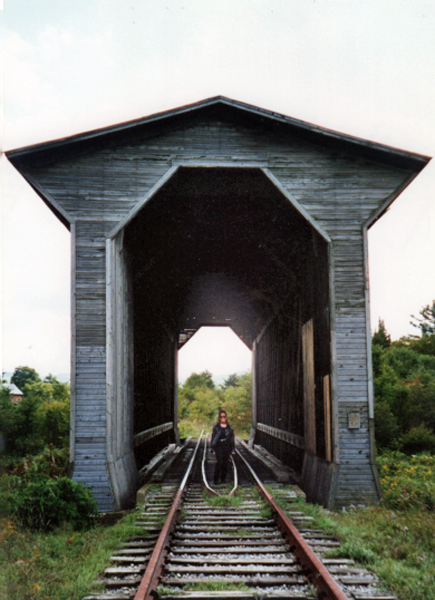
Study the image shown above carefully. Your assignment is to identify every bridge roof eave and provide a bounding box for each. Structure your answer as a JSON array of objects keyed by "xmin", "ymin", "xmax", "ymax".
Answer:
[{"xmin": 6, "ymin": 95, "xmax": 431, "ymax": 173}]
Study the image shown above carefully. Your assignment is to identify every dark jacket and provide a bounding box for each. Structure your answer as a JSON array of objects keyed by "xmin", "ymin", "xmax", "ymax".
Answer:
[{"xmin": 211, "ymin": 423, "xmax": 235, "ymax": 452}]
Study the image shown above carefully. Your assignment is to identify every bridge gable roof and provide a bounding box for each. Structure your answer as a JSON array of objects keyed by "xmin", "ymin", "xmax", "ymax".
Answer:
[
  {"xmin": 7, "ymin": 96, "xmax": 430, "ymax": 170},
  {"xmin": 6, "ymin": 96, "xmax": 431, "ymax": 230}
]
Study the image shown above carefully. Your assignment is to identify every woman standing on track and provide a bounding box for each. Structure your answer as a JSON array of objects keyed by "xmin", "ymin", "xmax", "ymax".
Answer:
[{"xmin": 211, "ymin": 410, "xmax": 235, "ymax": 485}]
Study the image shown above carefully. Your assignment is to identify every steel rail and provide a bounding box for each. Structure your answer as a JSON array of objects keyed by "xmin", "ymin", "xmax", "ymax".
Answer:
[
  {"xmin": 228, "ymin": 453, "xmax": 238, "ymax": 496},
  {"xmin": 236, "ymin": 449, "xmax": 351, "ymax": 600},
  {"xmin": 203, "ymin": 434, "xmax": 238, "ymax": 497},
  {"xmin": 201, "ymin": 435, "xmax": 218, "ymax": 497},
  {"xmin": 133, "ymin": 434, "xmax": 203, "ymax": 600}
]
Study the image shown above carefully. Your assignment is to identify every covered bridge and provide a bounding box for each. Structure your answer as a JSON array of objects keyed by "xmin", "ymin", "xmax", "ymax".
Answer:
[{"xmin": 7, "ymin": 97, "xmax": 430, "ymax": 511}]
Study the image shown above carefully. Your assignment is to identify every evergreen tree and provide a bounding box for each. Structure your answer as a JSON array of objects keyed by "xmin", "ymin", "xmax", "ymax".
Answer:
[
  {"xmin": 372, "ymin": 319, "xmax": 391, "ymax": 348},
  {"xmin": 221, "ymin": 373, "xmax": 240, "ymax": 389},
  {"xmin": 411, "ymin": 300, "xmax": 435, "ymax": 337}
]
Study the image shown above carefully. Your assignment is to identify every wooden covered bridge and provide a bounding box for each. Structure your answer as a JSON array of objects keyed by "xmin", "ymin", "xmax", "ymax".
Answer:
[{"xmin": 7, "ymin": 97, "xmax": 429, "ymax": 512}]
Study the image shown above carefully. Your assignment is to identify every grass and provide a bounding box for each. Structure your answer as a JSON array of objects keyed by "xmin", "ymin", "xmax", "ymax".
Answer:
[
  {"xmin": 276, "ymin": 453, "xmax": 435, "ymax": 600},
  {"xmin": 3, "ymin": 448, "xmax": 433, "ymax": 600},
  {"xmin": 0, "ymin": 510, "xmax": 145, "ymax": 600},
  {"xmin": 324, "ymin": 507, "xmax": 435, "ymax": 599},
  {"xmin": 179, "ymin": 580, "xmax": 250, "ymax": 592},
  {"xmin": 157, "ymin": 580, "xmax": 252, "ymax": 596},
  {"xmin": 222, "ymin": 528, "xmax": 253, "ymax": 535},
  {"xmin": 202, "ymin": 489, "xmax": 243, "ymax": 507}
]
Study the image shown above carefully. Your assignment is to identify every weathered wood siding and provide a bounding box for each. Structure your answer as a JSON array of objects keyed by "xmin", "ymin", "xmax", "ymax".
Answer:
[
  {"xmin": 73, "ymin": 220, "xmax": 113, "ymax": 510},
  {"xmin": 20, "ymin": 111, "xmax": 415, "ymax": 509}
]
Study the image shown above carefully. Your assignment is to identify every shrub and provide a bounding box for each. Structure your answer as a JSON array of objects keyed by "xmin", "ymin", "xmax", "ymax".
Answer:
[
  {"xmin": 374, "ymin": 401, "xmax": 400, "ymax": 450},
  {"xmin": 401, "ymin": 425, "xmax": 435, "ymax": 455},
  {"xmin": 4, "ymin": 446, "xmax": 69, "ymax": 478},
  {"xmin": 8, "ymin": 473, "xmax": 97, "ymax": 531}
]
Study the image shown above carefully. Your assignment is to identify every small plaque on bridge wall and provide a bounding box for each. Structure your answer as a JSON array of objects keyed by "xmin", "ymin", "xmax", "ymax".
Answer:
[{"xmin": 348, "ymin": 412, "xmax": 361, "ymax": 429}]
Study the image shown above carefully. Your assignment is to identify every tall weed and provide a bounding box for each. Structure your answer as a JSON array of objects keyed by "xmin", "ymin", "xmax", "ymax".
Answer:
[{"xmin": 377, "ymin": 451, "xmax": 435, "ymax": 511}]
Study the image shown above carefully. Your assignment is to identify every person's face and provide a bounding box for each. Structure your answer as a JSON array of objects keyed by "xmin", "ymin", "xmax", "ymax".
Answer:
[{"xmin": 219, "ymin": 413, "xmax": 227, "ymax": 423}]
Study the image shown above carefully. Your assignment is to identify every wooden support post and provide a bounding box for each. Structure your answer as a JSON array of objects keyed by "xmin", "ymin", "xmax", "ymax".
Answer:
[
  {"xmin": 302, "ymin": 319, "xmax": 316, "ymax": 455},
  {"xmin": 323, "ymin": 375, "xmax": 332, "ymax": 462}
]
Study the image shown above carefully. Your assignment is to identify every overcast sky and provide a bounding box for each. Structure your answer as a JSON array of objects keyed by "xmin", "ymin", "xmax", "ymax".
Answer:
[{"xmin": 1, "ymin": 0, "xmax": 435, "ymax": 381}]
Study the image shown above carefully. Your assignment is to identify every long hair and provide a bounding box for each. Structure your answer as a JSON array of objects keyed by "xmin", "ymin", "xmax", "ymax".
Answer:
[{"xmin": 216, "ymin": 409, "xmax": 230, "ymax": 427}]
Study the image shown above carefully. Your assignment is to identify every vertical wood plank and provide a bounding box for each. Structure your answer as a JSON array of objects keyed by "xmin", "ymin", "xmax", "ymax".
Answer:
[
  {"xmin": 323, "ymin": 375, "xmax": 332, "ymax": 462},
  {"xmin": 69, "ymin": 223, "xmax": 77, "ymax": 466},
  {"xmin": 302, "ymin": 319, "xmax": 316, "ymax": 455}
]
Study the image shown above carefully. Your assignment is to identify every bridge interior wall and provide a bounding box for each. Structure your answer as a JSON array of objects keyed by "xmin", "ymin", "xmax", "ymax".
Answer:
[{"xmin": 254, "ymin": 229, "xmax": 332, "ymax": 487}]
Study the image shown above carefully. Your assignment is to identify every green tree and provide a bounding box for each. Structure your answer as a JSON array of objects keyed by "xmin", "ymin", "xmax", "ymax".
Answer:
[
  {"xmin": 189, "ymin": 387, "xmax": 222, "ymax": 422},
  {"xmin": 221, "ymin": 373, "xmax": 240, "ymax": 389},
  {"xmin": 177, "ymin": 370, "xmax": 253, "ymax": 438},
  {"xmin": 0, "ymin": 386, "xmax": 14, "ymax": 449},
  {"xmin": 399, "ymin": 333, "xmax": 435, "ymax": 358},
  {"xmin": 184, "ymin": 370, "xmax": 215, "ymax": 390},
  {"xmin": 372, "ymin": 319, "xmax": 391, "ymax": 348},
  {"xmin": 11, "ymin": 366, "xmax": 40, "ymax": 391},
  {"xmin": 44, "ymin": 374, "xmax": 70, "ymax": 402},
  {"xmin": 0, "ymin": 375, "xmax": 71, "ymax": 456},
  {"xmin": 374, "ymin": 400, "xmax": 400, "ymax": 449},
  {"xmin": 12, "ymin": 389, "xmax": 45, "ymax": 455},
  {"xmin": 411, "ymin": 300, "xmax": 435, "ymax": 337},
  {"xmin": 37, "ymin": 398, "xmax": 70, "ymax": 447},
  {"xmin": 373, "ymin": 340, "xmax": 435, "ymax": 453},
  {"xmin": 221, "ymin": 372, "xmax": 252, "ymax": 436}
]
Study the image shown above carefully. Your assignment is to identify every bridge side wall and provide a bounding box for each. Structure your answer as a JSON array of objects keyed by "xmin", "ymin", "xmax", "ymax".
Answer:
[{"xmin": 72, "ymin": 220, "xmax": 114, "ymax": 511}]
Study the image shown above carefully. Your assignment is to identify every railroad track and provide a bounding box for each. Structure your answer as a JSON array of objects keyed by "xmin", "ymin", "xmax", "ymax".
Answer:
[{"xmin": 84, "ymin": 437, "xmax": 396, "ymax": 600}]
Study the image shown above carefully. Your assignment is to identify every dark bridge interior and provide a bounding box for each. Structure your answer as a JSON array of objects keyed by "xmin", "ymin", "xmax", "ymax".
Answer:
[{"xmin": 123, "ymin": 167, "xmax": 331, "ymax": 473}]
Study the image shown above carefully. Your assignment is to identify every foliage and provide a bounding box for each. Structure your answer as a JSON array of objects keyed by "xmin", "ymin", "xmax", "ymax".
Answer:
[
  {"xmin": 372, "ymin": 318, "xmax": 391, "ymax": 348},
  {"xmin": 177, "ymin": 418, "xmax": 208, "ymax": 438},
  {"xmin": 202, "ymin": 491, "xmax": 242, "ymax": 507},
  {"xmin": 397, "ymin": 333, "xmax": 435, "ymax": 358},
  {"xmin": 377, "ymin": 452, "xmax": 435, "ymax": 511},
  {"xmin": 178, "ymin": 371, "xmax": 252, "ymax": 438},
  {"xmin": 184, "ymin": 370, "xmax": 215, "ymax": 390},
  {"xmin": 10, "ymin": 366, "xmax": 41, "ymax": 391},
  {"xmin": 0, "ymin": 369, "xmax": 70, "ymax": 457},
  {"xmin": 7, "ymin": 472, "xmax": 97, "ymax": 531},
  {"xmin": 373, "ymin": 401, "xmax": 400, "ymax": 450},
  {"xmin": 220, "ymin": 372, "xmax": 252, "ymax": 434},
  {"xmin": 411, "ymin": 300, "xmax": 435, "ymax": 337},
  {"xmin": 159, "ymin": 581, "xmax": 251, "ymax": 593},
  {"xmin": 221, "ymin": 373, "xmax": 240, "ymax": 389},
  {"xmin": 1, "ymin": 446, "xmax": 69, "ymax": 479},
  {"xmin": 278, "ymin": 472, "xmax": 435, "ymax": 600},
  {"xmin": 0, "ymin": 509, "xmax": 144, "ymax": 600},
  {"xmin": 401, "ymin": 426, "xmax": 435, "ymax": 455},
  {"xmin": 327, "ymin": 506, "xmax": 435, "ymax": 600},
  {"xmin": 372, "ymin": 325, "xmax": 435, "ymax": 453},
  {"xmin": 189, "ymin": 387, "xmax": 222, "ymax": 422}
]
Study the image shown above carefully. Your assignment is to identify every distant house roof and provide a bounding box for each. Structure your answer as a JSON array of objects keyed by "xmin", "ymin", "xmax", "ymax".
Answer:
[{"xmin": 5, "ymin": 383, "xmax": 23, "ymax": 396}]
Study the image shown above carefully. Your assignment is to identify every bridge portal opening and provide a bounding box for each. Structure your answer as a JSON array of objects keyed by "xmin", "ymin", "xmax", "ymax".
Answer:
[
  {"xmin": 121, "ymin": 167, "xmax": 332, "ymax": 475},
  {"xmin": 177, "ymin": 325, "xmax": 253, "ymax": 436},
  {"xmin": 178, "ymin": 325, "xmax": 252, "ymax": 386}
]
